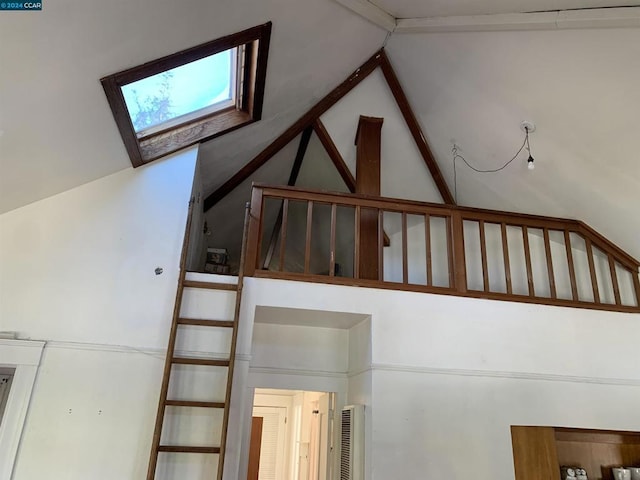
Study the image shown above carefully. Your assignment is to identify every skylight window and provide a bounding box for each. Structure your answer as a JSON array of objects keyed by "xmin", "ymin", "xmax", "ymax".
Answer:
[
  {"xmin": 101, "ymin": 23, "xmax": 272, "ymax": 167},
  {"xmin": 121, "ymin": 48, "xmax": 236, "ymax": 135}
]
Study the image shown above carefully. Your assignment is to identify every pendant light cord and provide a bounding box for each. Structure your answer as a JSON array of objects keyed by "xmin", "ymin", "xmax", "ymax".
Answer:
[{"xmin": 452, "ymin": 129, "xmax": 530, "ymax": 203}]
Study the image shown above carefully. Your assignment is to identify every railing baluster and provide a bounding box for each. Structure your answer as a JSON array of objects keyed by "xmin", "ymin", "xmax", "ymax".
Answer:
[
  {"xmin": 543, "ymin": 228, "xmax": 557, "ymax": 299},
  {"xmin": 445, "ymin": 215, "xmax": 455, "ymax": 289},
  {"xmin": 425, "ymin": 214, "xmax": 432, "ymax": 286},
  {"xmin": 354, "ymin": 206, "xmax": 361, "ymax": 280},
  {"xmin": 564, "ymin": 230, "xmax": 579, "ymax": 301},
  {"xmin": 608, "ymin": 254, "xmax": 622, "ymax": 305},
  {"xmin": 501, "ymin": 223, "xmax": 513, "ymax": 295},
  {"xmin": 584, "ymin": 237, "xmax": 600, "ymax": 303},
  {"xmin": 304, "ymin": 201, "xmax": 313, "ymax": 274},
  {"xmin": 402, "ymin": 212, "xmax": 409, "ymax": 284},
  {"xmin": 479, "ymin": 220, "xmax": 489, "ymax": 292},
  {"xmin": 633, "ymin": 269, "xmax": 640, "ymax": 308},
  {"xmin": 329, "ymin": 203, "xmax": 337, "ymax": 277},
  {"xmin": 522, "ymin": 226, "xmax": 535, "ymax": 297},
  {"xmin": 451, "ymin": 211, "xmax": 467, "ymax": 292},
  {"xmin": 378, "ymin": 209, "xmax": 384, "ymax": 281},
  {"xmin": 279, "ymin": 199, "xmax": 289, "ymax": 272}
]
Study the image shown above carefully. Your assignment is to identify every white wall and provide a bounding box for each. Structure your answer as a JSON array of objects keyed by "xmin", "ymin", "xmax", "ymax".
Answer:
[
  {"xmin": 186, "ymin": 155, "xmax": 208, "ymax": 272},
  {"xmin": 372, "ymin": 370, "xmax": 640, "ymax": 480},
  {"xmin": 0, "ymin": 147, "xmax": 198, "ymax": 479},
  {"xmin": 0, "ymin": 339, "xmax": 44, "ymax": 479},
  {"xmin": 3, "ymin": 142, "xmax": 636, "ymax": 480},
  {"xmin": 347, "ymin": 318, "xmax": 373, "ymax": 480},
  {"xmin": 251, "ymin": 323, "xmax": 348, "ymax": 374},
  {"xmin": 320, "ymin": 69, "xmax": 444, "ymax": 204},
  {"xmin": 227, "ymin": 276, "xmax": 640, "ymax": 480}
]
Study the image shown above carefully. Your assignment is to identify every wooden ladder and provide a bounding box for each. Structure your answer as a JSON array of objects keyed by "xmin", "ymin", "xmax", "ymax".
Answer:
[{"xmin": 146, "ymin": 202, "xmax": 250, "ymax": 480}]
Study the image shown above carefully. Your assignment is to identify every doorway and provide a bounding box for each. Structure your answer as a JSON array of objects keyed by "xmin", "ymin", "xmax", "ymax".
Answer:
[
  {"xmin": 0, "ymin": 368, "xmax": 14, "ymax": 427},
  {"xmin": 248, "ymin": 388, "xmax": 335, "ymax": 480}
]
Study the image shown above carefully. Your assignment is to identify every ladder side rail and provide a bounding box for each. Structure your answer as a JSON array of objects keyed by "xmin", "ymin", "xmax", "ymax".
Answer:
[
  {"xmin": 217, "ymin": 202, "xmax": 252, "ymax": 480},
  {"xmin": 146, "ymin": 197, "xmax": 196, "ymax": 480}
]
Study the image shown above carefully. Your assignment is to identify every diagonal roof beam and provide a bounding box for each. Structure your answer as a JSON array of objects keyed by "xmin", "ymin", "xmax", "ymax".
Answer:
[
  {"xmin": 204, "ymin": 48, "xmax": 455, "ymax": 210},
  {"xmin": 378, "ymin": 51, "xmax": 455, "ymax": 204},
  {"xmin": 204, "ymin": 50, "xmax": 385, "ymax": 211},
  {"xmin": 262, "ymin": 126, "xmax": 314, "ymax": 269},
  {"xmin": 313, "ymin": 118, "xmax": 390, "ymax": 246},
  {"xmin": 312, "ymin": 119, "xmax": 356, "ymax": 190}
]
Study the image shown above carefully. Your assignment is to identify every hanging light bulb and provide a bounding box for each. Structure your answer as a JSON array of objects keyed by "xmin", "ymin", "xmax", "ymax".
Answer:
[{"xmin": 521, "ymin": 121, "xmax": 536, "ymax": 171}]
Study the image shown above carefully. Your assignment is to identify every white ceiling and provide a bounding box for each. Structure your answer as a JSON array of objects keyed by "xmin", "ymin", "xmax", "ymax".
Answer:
[
  {"xmin": 0, "ymin": 0, "xmax": 384, "ymax": 214},
  {"xmin": 370, "ymin": 0, "xmax": 640, "ymax": 18},
  {"xmin": 384, "ymin": 27, "xmax": 640, "ymax": 261},
  {"xmin": 2, "ymin": 0, "xmax": 639, "ymax": 264}
]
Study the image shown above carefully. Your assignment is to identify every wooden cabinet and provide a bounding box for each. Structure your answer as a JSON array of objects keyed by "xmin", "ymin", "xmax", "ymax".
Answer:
[
  {"xmin": 512, "ymin": 426, "xmax": 640, "ymax": 480},
  {"xmin": 512, "ymin": 426, "xmax": 561, "ymax": 480}
]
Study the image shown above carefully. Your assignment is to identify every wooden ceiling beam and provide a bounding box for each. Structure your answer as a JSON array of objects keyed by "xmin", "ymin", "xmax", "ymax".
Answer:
[
  {"xmin": 313, "ymin": 119, "xmax": 390, "ymax": 247},
  {"xmin": 312, "ymin": 119, "xmax": 356, "ymax": 190},
  {"xmin": 378, "ymin": 51, "xmax": 456, "ymax": 205},
  {"xmin": 262, "ymin": 126, "xmax": 313, "ymax": 269},
  {"xmin": 204, "ymin": 49, "xmax": 385, "ymax": 211}
]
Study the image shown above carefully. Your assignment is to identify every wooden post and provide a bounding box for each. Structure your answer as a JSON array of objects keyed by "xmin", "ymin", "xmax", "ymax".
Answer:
[
  {"xmin": 244, "ymin": 188, "xmax": 263, "ymax": 277},
  {"xmin": 501, "ymin": 223, "xmax": 513, "ymax": 295},
  {"xmin": 451, "ymin": 211, "xmax": 467, "ymax": 293},
  {"xmin": 355, "ymin": 115, "xmax": 383, "ymax": 280}
]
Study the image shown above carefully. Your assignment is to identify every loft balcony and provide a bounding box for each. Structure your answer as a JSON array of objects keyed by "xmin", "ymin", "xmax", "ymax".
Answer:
[{"xmin": 242, "ymin": 184, "xmax": 640, "ymax": 314}]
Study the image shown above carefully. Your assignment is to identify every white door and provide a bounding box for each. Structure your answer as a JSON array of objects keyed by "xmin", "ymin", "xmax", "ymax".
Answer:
[
  {"xmin": 253, "ymin": 406, "xmax": 287, "ymax": 480},
  {"xmin": 317, "ymin": 393, "xmax": 332, "ymax": 480},
  {"xmin": 308, "ymin": 394, "xmax": 334, "ymax": 480}
]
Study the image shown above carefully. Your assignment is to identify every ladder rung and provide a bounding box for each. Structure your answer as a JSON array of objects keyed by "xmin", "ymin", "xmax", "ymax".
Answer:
[
  {"xmin": 177, "ymin": 318, "xmax": 234, "ymax": 328},
  {"xmin": 183, "ymin": 280, "xmax": 237, "ymax": 291},
  {"xmin": 165, "ymin": 400, "xmax": 226, "ymax": 408},
  {"xmin": 157, "ymin": 445, "xmax": 220, "ymax": 454},
  {"xmin": 172, "ymin": 357, "xmax": 230, "ymax": 367}
]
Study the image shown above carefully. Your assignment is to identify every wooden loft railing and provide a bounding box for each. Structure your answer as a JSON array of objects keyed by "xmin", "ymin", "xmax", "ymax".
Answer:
[{"xmin": 244, "ymin": 184, "xmax": 640, "ymax": 313}]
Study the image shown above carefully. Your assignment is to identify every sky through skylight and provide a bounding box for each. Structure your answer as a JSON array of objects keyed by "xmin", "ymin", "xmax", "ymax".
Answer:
[{"xmin": 122, "ymin": 49, "xmax": 234, "ymax": 132}]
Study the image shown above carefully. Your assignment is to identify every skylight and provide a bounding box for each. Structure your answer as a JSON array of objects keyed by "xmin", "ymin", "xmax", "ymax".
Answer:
[
  {"xmin": 101, "ymin": 22, "xmax": 272, "ymax": 167},
  {"xmin": 121, "ymin": 48, "xmax": 236, "ymax": 135}
]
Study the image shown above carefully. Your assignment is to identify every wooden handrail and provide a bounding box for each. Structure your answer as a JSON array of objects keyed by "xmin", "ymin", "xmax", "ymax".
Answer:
[{"xmin": 245, "ymin": 184, "xmax": 640, "ymax": 313}]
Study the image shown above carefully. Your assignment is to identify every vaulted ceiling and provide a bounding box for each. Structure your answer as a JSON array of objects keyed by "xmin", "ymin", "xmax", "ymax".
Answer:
[
  {"xmin": 369, "ymin": 0, "xmax": 640, "ymax": 17},
  {"xmin": 1, "ymin": 0, "xmax": 639, "ymax": 261},
  {"xmin": 0, "ymin": 0, "xmax": 384, "ymax": 214}
]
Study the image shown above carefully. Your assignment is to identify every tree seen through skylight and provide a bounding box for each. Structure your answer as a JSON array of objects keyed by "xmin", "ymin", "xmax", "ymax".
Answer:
[{"xmin": 122, "ymin": 49, "xmax": 233, "ymax": 132}]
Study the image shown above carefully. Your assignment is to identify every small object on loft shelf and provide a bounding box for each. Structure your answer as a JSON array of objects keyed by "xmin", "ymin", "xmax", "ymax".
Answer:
[
  {"xmin": 561, "ymin": 466, "xmax": 588, "ymax": 480},
  {"xmin": 627, "ymin": 467, "xmax": 640, "ymax": 480},
  {"xmin": 207, "ymin": 247, "xmax": 228, "ymax": 265},
  {"xmin": 204, "ymin": 247, "xmax": 230, "ymax": 275},
  {"xmin": 613, "ymin": 468, "xmax": 631, "ymax": 480},
  {"xmin": 204, "ymin": 263, "xmax": 230, "ymax": 274}
]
